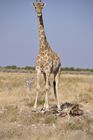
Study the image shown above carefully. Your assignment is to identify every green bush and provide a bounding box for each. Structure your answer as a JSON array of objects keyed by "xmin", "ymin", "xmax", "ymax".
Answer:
[{"xmin": 5, "ymin": 65, "xmax": 17, "ymax": 69}]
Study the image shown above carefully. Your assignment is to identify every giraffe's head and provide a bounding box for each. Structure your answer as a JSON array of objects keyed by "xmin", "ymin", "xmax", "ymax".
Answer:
[{"xmin": 33, "ymin": 0, "xmax": 46, "ymax": 17}]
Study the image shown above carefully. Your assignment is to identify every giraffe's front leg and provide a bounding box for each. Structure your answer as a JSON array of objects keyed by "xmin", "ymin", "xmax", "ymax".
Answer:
[
  {"xmin": 44, "ymin": 73, "xmax": 50, "ymax": 110},
  {"xmin": 32, "ymin": 71, "xmax": 40, "ymax": 112}
]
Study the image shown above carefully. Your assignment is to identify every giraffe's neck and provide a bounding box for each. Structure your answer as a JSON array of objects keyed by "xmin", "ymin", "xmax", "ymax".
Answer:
[{"xmin": 37, "ymin": 14, "xmax": 47, "ymax": 51}]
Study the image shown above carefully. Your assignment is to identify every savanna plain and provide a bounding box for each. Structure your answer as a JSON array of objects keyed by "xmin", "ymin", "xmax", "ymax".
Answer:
[{"xmin": 0, "ymin": 70, "xmax": 93, "ymax": 140}]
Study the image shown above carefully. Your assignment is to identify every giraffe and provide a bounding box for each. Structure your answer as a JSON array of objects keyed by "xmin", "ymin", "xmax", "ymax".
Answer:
[{"xmin": 33, "ymin": 0, "xmax": 61, "ymax": 111}]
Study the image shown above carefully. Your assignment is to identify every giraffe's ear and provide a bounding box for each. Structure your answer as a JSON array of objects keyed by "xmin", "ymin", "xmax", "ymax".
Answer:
[
  {"xmin": 33, "ymin": 3, "xmax": 35, "ymax": 7},
  {"xmin": 43, "ymin": 3, "xmax": 46, "ymax": 7}
]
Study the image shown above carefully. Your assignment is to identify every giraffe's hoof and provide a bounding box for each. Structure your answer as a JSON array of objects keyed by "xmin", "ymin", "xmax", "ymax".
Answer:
[
  {"xmin": 40, "ymin": 107, "xmax": 46, "ymax": 113},
  {"xmin": 57, "ymin": 106, "xmax": 62, "ymax": 112},
  {"xmin": 40, "ymin": 107, "xmax": 49, "ymax": 113},
  {"xmin": 32, "ymin": 108, "xmax": 37, "ymax": 112}
]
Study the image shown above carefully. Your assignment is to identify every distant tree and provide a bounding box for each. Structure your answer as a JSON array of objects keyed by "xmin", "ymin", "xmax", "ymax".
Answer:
[
  {"xmin": 5, "ymin": 65, "xmax": 17, "ymax": 69},
  {"xmin": 23, "ymin": 66, "xmax": 35, "ymax": 70}
]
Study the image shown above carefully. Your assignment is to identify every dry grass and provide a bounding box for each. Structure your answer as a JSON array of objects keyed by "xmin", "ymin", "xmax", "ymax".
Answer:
[{"xmin": 0, "ymin": 71, "xmax": 93, "ymax": 140}]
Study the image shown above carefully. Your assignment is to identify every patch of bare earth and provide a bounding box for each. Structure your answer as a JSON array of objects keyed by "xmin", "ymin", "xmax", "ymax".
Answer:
[{"xmin": 0, "ymin": 72, "xmax": 93, "ymax": 140}]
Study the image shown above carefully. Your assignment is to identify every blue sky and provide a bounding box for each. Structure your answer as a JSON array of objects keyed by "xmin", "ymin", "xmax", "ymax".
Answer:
[{"xmin": 0, "ymin": 0, "xmax": 93, "ymax": 68}]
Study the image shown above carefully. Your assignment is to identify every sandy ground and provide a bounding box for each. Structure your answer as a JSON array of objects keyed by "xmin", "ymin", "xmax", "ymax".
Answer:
[{"xmin": 0, "ymin": 71, "xmax": 93, "ymax": 140}]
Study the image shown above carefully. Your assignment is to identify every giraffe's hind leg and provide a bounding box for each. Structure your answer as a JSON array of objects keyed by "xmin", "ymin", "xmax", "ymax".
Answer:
[
  {"xmin": 54, "ymin": 68, "xmax": 61, "ymax": 110},
  {"xmin": 53, "ymin": 80, "xmax": 57, "ymax": 99}
]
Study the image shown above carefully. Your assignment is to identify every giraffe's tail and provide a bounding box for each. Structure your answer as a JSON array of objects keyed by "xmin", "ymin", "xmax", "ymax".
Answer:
[{"xmin": 53, "ymin": 80, "xmax": 57, "ymax": 99}]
